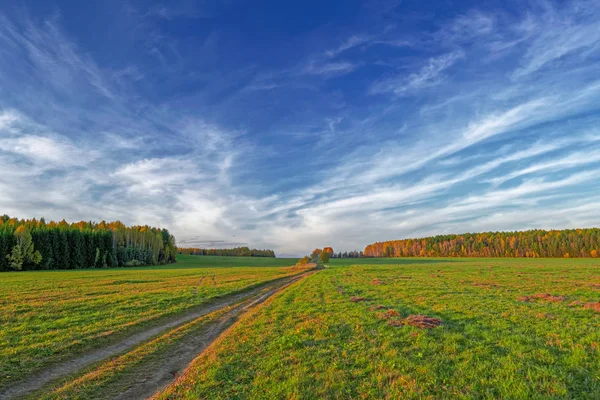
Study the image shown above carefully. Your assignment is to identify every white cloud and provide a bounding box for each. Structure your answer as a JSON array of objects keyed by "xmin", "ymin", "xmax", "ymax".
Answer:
[
  {"xmin": 436, "ymin": 10, "xmax": 495, "ymax": 44},
  {"xmin": 0, "ymin": 109, "xmax": 20, "ymax": 131},
  {"xmin": 513, "ymin": 2, "xmax": 600, "ymax": 78},
  {"xmin": 462, "ymin": 98, "xmax": 550, "ymax": 141},
  {"xmin": 487, "ymin": 146, "xmax": 600, "ymax": 186},
  {"xmin": 370, "ymin": 50, "xmax": 464, "ymax": 95},
  {"xmin": 325, "ymin": 35, "xmax": 372, "ymax": 58},
  {"xmin": 302, "ymin": 61, "xmax": 357, "ymax": 76},
  {"xmin": 0, "ymin": 135, "xmax": 96, "ymax": 166},
  {"xmin": 113, "ymin": 158, "xmax": 193, "ymax": 192}
]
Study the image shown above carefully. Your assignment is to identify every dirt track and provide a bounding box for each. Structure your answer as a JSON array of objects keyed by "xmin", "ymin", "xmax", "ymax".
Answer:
[
  {"xmin": 115, "ymin": 272, "xmax": 312, "ymax": 399},
  {"xmin": 0, "ymin": 270, "xmax": 314, "ymax": 400}
]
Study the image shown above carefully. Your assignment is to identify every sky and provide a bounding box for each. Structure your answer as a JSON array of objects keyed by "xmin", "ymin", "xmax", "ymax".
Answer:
[{"xmin": 1, "ymin": 0, "xmax": 600, "ymax": 256}]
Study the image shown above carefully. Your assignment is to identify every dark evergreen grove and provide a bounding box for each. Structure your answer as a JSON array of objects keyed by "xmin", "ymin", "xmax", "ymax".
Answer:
[
  {"xmin": 178, "ymin": 247, "xmax": 276, "ymax": 257},
  {"xmin": 0, "ymin": 215, "xmax": 177, "ymax": 271},
  {"xmin": 364, "ymin": 229, "xmax": 600, "ymax": 258},
  {"xmin": 332, "ymin": 250, "xmax": 364, "ymax": 259}
]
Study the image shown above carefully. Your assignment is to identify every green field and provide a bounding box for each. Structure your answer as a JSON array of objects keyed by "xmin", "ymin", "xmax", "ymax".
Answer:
[
  {"xmin": 158, "ymin": 258, "xmax": 600, "ymax": 399},
  {"xmin": 0, "ymin": 255, "xmax": 298, "ymax": 388}
]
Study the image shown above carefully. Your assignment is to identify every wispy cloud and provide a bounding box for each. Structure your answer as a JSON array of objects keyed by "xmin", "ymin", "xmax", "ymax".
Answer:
[
  {"xmin": 436, "ymin": 10, "xmax": 495, "ymax": 44},
  {"xmin": 0, "ymin": 135, "xmax": 96, "ymax": 166},
  {"xmin": 301, "ymin": 60, "xmax": 358, "ymax": 77},
  {"xmin": 0, "ymin": 109, "xmax": 20, "ymax": 131},
  {"xmin": 325, "ymin": 35, "xmax": 373, "ymax": 58},
  {"xmin": 512, "ymin": 1, "xmax": 600, "ymax": 79},
  {"xmin": 487, "ymin": 146, "xmax": 600, "ymax": 186},
  {"xmin": 462, "ymin": 98, "xmax": 550, "ymax": 141},
  {"xmin": 370, "ymin": 50, "xmax": 464, "ymax": 95}
]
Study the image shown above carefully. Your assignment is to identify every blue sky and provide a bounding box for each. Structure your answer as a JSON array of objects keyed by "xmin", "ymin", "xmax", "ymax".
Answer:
[{"xmin": 1, "ymin": 0, "xmax": 600, "ymax": 256}]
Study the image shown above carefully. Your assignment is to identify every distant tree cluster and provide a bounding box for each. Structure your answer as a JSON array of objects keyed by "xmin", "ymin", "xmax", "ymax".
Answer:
[
  {"xmin": 178, "ymin": 247, "xmax": 276, "ymax": 258},
  {"xmin": 0, "ymin": 215, "xmax": 177, "ymax": 271},
  {"xmin": 298, "ymin": 247, "xmax": 333, "ymax": 265},
  {"xmin": 331, "ymin": 250, "xmax": 364, "ymax": 258},
  {"xmin": 364, "ymin": 229, "xmax": 600, "ymax": 258}
]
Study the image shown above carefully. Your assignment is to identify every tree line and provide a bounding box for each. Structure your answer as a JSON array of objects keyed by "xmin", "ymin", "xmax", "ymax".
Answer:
[
  {"xmin": 331, "ymin": 250, "xmax": 364, "ymax": 258},
  {"xmin": 0, "ymin": 215, "xmax": 177, "ymax": 271},
  {"xmin": 364, "ymin": 229, "xmax": 600, "ymax": 258},
  {"xmin": 178, "ymin": 247, "xmax": 276, "ymax": 257}
]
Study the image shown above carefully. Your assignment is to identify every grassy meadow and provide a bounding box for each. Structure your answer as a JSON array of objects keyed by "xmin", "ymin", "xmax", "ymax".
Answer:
[
  {"xmin": 0, "ymin": 255, "xmax": 298, "ymax": 388},
  {"xmin": 158, "ymin": 258, "xmax": 600, "ymax": 399}
]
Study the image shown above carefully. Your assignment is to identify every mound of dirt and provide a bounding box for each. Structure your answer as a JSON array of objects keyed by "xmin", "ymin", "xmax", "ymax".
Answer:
[
  {"xmin": 371, "ymin": 278, "xmax": 384, "ymax": 285},
  {"xmin": 518, "ymin": 293, "xmax": 565, "ymax": 303},
  {"xmin": 377, "ymin": 309, "xmax": 400, "ymax": 320},
  {"xmin": 583, "ymin": 302, "xmax": 600, "ymax": 312},
  {"xmin": 388, "ymin": 315, "xmax": 442, "ymax": 329},
  {"xmin": 405, "ymin": 315, "xmax": 442, "ymax": 329},
  {"xmin": 350, "ymin": 296, "xmax": 366, "ymax": 302}
]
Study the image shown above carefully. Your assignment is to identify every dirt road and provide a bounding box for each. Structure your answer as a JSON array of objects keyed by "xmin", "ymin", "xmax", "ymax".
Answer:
[{"xmin": 0, "ymin": 270, "xmax": 314, "ymax": 399}]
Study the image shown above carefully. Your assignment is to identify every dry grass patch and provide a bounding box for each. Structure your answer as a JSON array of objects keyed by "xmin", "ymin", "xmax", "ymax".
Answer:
[
  {"xmin": 388, "ymin": 315, "xmax": 442, "ymax": 329},
  {"xmin": 370, "ymin": 304, "xmax": 387, "ymax": 310},
  {"xmin": 518, "ymin": 293, "xmax": 566, "ymax": 303},
  {"xmin": 471, "ymin": 282, "xmax": 499, "ymax": 289},
  {"xmin": 534, "ymin": 312, "xmax": 555, "ymax": 319},
  {"xmin": 377, "ymin": 309, "xmax": 400, "ymax": 320}
]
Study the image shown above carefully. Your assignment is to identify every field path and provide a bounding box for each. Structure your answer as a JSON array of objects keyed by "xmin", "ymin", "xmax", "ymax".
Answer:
[
  {"xmin": 0, "ymin": 270, "xmax": 314, "ymax": 400},
  {"xmin": 117, "ymin": 270, "xmax": 314, "ymax": 399}
]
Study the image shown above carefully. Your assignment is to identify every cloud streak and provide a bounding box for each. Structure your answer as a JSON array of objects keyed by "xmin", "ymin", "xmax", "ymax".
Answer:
[{"xmin": 370, "ymin": 50, "xmax": 464, "ymax": 95}]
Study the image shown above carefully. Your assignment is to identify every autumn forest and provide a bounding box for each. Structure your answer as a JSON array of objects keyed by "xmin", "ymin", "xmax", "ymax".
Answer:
[{"xmin": 364, "ymin": 229, "xmax": 600, "ymax": 258}]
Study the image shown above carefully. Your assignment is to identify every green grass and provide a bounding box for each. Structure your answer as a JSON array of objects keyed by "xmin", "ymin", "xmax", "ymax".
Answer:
[
  {"xmin": 328, "ymin": 257, "xmax": 457, "ymax": 266},
  {"xmin": 158, "ymin": 258, "xmax": 600, "ymax": 399},
  {"xmin": 0, "ymin": 255, "xmax": 298, "ymax": 388},
  {"xmin": 174, "ymin": 255, "xmax": 298, "ymax": 268}
]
